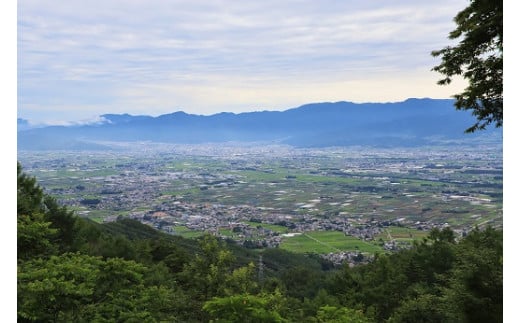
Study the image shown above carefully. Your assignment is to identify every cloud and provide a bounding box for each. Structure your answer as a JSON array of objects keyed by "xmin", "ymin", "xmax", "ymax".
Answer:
[{"xmin": 18, "ymin": 0, "xmax": 469, "ymax": 124}]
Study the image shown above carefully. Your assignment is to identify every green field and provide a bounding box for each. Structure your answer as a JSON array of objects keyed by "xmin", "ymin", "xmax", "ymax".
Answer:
[
  {"xmin": 279, "ymin": 231, "xmax": 383, "ymax": 254},
  {"xmin": 217, "ymin": 228, "xmax": 236, "ymax": 238},
  {"xmin": 374, "ymin": 226, "xmax": 429, "ymax": 243},
  {"xmin": 244, "ymin": 222, "xmax": 289, "ymax": 233},
  {"xmin": 171, "ymin": 226, "xmax": 205, "ymax": 238}
]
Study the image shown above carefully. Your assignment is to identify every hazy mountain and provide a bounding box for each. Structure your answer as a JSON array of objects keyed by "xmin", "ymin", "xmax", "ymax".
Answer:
[
  {"xmin": 17, "ymin": 118, "xmax": 33, "ymax": 131},
  {"xmin": 17, "ymin": 98, "xmax": 502, "ymax": 150}
]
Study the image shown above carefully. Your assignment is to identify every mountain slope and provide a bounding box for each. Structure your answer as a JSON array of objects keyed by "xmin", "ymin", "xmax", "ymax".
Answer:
[{"xmin": 17, "ymin": 98, "xmax": 502, "ymax": 150}]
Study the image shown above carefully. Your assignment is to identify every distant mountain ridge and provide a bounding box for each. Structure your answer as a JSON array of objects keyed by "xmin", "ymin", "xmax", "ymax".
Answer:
[{"xmin": 17, "ymin": 98, "xmax": 502, "ymax": 150}]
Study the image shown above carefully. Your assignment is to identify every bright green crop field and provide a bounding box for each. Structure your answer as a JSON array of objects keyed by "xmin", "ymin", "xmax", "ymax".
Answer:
[{"xmin": 279, "ymin": 231, "xmax": 383, "ymax": 254}]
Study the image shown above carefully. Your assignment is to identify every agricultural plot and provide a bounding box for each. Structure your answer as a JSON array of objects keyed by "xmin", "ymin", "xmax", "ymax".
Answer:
[
  {"xmin": 18, "ymin": 144, "xmax": 503, "ymax": 244},
  {"xmin": 244, "ymin": 222, "xmax": 289, "ymax": 234},
  {"xmin": 374, "ymin": 226, "xmax": 429, "ymax": 244},
  {"xmin": 171, "ymin": 225, "xmax": 205, "ymax": 238},
  {"xmin": 280, "ymin": 231, "xmax": 383, "ymax": 254}
]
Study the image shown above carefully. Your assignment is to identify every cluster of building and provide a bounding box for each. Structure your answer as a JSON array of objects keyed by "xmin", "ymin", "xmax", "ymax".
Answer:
[
  {"xmin": 18, "ymin": 146, "xmax": 501, "ymax": 267},
  {"xmin": 100, "ymin": 197, "xmax": 451, "ymax": 267}
]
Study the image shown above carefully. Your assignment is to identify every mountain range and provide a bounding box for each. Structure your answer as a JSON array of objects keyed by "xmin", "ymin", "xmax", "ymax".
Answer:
[{"xmin": 17, "ymin": 98, "xmax": 502, "ymax": 150}]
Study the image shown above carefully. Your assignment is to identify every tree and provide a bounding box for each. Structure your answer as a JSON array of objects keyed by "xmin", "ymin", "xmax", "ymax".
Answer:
[
  {"xmin": 17, "ymin": 211, "xmax": 57, "ymax": 260},
  {"xmin": 180, "ymin": 234, "xmax": 235, "ymax": 300},
  {"xmin": 387, "ymin": 294, "xmax": 449, "ymax": 323},
  {"xmin": 203, "ymin": 293, "xmax": 287, "ymax": 322},
  {"xmin": 316, "ymin": 305, "xmax": 373, "ymax": 323},
  {"xmin": 17, "ymin": 163, "xmax": 58, "ymax": 259},
  {"xmin": 18, "ymin": 252, "xmax": 180, "ymax": 322},
  {"xmin": 280, "ymin": 265, "xmax": 324, "ymax": 300},
  {"xmin": 18, "ymin": 253, "xmax": 101, "ymax": 322},
  {"xmin": 224, "ymin": 262, "xmax": 260, "ymax": 296},
  {"xmin": 442, "ymin": 227, "xmax": 503, "ymax": 322},
  {"xmin": 17, "ymin": 163, "xmax": 79, "ymax": 253},
  {"xmin": 431, "ymin": 0, "xmax": 503, "ymax": 132},
  {"xmin": 17, "ymin": 162, "xmax": 45, "ymax": 217}
]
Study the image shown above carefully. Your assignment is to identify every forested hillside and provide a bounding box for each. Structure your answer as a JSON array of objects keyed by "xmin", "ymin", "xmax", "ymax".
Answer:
[{"xmin": 17, "ymin": 163, "xmax": 502, "ymax": 322}]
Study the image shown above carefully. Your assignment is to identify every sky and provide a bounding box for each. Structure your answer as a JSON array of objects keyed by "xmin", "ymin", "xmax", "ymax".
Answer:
[{"xmin": 16, "ymin": 0, "xmax": 472, "ymax": 125}]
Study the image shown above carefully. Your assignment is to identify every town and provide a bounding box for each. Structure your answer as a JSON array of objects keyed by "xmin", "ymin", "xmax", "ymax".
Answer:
[{"xmin": 18, "ymin": 142, "xmax": 502, "ymax": 265}]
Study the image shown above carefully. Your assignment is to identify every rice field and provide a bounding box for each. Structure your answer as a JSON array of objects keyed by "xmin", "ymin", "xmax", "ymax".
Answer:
[{"xmin": 279, "ymin": 231, "xmax": 383, "ymax": 254}]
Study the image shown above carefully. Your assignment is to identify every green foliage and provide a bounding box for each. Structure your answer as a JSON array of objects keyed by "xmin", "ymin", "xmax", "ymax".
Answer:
[
  {"xmin": 18, "ymin": 252, "xmax": 181, "ymax": 322},
  {"xmin": 323, "ymin": 264, "xmax": 360, "ymax": 302},
  {"xmin": 18, "ymin": 253, "xmax": 102, "ymax": 322},
  {"xmin": 149, "ymin": 238, "xmax": 190, "ymax": 273},
  {"xmin": 179, "ymin": 234, "xmax": 236, "ymax": 302},
  {"xmin": 405, "ymin": 227, "xmax": 457, "ymax": 286},
  {"xmin": 260, "ymin": 248, "xmax": 323, "ymax": 273},
  {"xmin": 432, "ymin": 0, "xmax": 503, "ymax": 132},
  {"xmin": 387, "ymin": 294, "xmax": 449, "ymax": 323},
  {"xmin": 93, "ymin": 259, "xmax": 179, "ymax": 320},
  {"xmin": 442, "ymin": 227, "xmax": 503, "ymax": 322},
  {"xmin": 203, "ymin": 293, "xmax": 287, "ymax": 323},
  {"xmin": 316, "ymin": 305, "xmax": 373, "ymax": 323},
  {"xmin": 356, "ymin": 254, "xmax": 410, "ymax": 320},
  {"xmin": 99, "ymin": 234, "xmax": 137, "ymax": 260},
  {"xmin": 18, "ymin": 163, "xmax": 79, "ymax": 254},
  {"xmin": 71, "ymin": 217, "xmax": 106, "ymax": 255},
  {"xmin": 43, "ymin": 196, "xmax": 79, "ymax": 250},
  {"xmin": 102, "ymin": 217, "xmax": 164, "ymax": 240},
  {"xmin": 17, "ymin": 162, "xmax": 45, "ymax": 216},
  {"xmin": 17, "ymin": 163, "xmax": 57, "ymax": 260},
  {"xmin": 224, "ymin": 262, "xmax": 260, "ymax": 295},
  {"xmin": 17, "ymin": 212, "xmax": 58, "ymax": 260},
  {"xmin": 280, "ymin": 265, "xmax": 325, "ymax": 300}
]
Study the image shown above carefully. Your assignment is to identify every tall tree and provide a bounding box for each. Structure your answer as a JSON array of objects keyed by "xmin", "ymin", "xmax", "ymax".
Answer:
[
  {"xmin": 442, "ymin": 227, "xmax": 503, "ymax": 322},
  {"xmin": 17, "ymin": 163, "xmax": 57, "ymax": 259},
  {"xmin": 431, "ymin": 0, "xmax": 503, "ymax": 132},
  {"xmin": 17, "ymin": 162, "xmax": 44, "ymax": 216},
  {"xmin": 17, "ymin": 163, "xmax": 79, "ymax": 253},
  {"xmin": 180, "ymin": 234, "xmax": 235, "ymax": 300}
]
